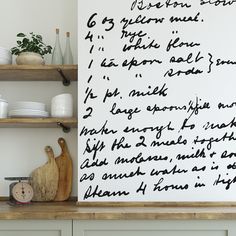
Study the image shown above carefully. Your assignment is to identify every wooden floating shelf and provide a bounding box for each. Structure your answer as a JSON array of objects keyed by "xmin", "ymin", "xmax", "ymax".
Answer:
[
  {"xmin": 0, "ymin": 117, "xmax": 77, "ymax": 129},
  {"xmin": 0, "ymin": 64, "xmax": 78, "ymax": 82}
]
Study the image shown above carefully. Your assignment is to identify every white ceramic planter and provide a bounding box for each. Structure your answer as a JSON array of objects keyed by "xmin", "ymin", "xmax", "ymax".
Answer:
[{"xmin": 16, "ymin": 52, "xmax": 45, "ymax": 65}]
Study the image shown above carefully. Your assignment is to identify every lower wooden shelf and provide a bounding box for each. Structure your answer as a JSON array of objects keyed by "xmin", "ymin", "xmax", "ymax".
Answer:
[{"xmin": 0, "ymin": 117, "xmax": 77, "ymax": 130}]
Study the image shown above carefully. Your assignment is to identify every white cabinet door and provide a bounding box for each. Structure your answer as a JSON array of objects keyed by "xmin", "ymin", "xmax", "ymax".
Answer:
[
  {"xmin": 0, "ymin": 220, "xmax": 72, "ymax": 236},
  {"xmin": 73, "ymin": 220, "xmax": 236, "ymax": 236}
]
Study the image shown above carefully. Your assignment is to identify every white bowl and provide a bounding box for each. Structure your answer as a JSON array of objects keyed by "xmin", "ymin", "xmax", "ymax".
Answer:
[
  {"xmin": 0, "ymin": 46, "xmax": 10, "ymax": 51},
  {"xmin": 51, "ymin": 93, "xmax": 73, "ymax": 115},
  {"xmin": 0, "ymin": 48, "xmax": 11, "ymax": 57},
  {"xmin": 51, "ymin": 108, "xmax": 73, "ymax": 118},
  {"xmin": 51, "ymin": 104, "xmax": 72, "ymax": 110},
  {"xmin": 0, "ymin": 49, "xmax": 11, "ymax": 56},
  {"xmin": 11, "ymin": 101, "xmax": 46, "ymax": 111},
  {"xmin": 0, "ymin": 57, "xmax": 11, "ymax": 64},
  {"xmin": 0, "ymin": 49, "xmax": 11, "ymax": 53},
  {"xmin": 0, "ymin": 54, "xmax": 12, "ymax": 59},
  {"xmin": 0, "ymin": 54, "xmax": 12, "ymax": 61},
  {"xmin": 0, "ymin": 53, "xmax": 11, "ymax": 59},
  {"xmin": 51, "ymin": 93, "xmax": 73, "ymax": 101},
  {"xmin": 0, "ymin": 98, "xmax": 8, "ymax": 118}
]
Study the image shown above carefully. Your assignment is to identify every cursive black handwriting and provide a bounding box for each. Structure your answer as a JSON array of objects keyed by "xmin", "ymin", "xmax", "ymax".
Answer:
[
  {"xmin": 102, "ymin": 166, "xmax": 145, "ymax": 180},
  {"xmin": 218, "ymin": 101, "xmax": 236, "ymax": 109},
  {"xmin": 110, "ymin": 102, "xmax": 141, "ymax": 120},
  {"xmin": 203, "ymin": 117, "xmax": 236, "ymax": 130},
  {"xmin": 80, "ymin": 157, "xmax": 108, "ymax": 169},
  {"xmin": 153, "ymin": 178, "xmax": 189, "ymax": 191},
  {"xmin": 221, "ymin": 150, "xmax": 236, "ymax": 159},
  {"xmin": 151, "ymin": 135, "xmax": 187, "ymax": 147},
  {"xmin": 80, "ymin": 120, "xmax": 117, "ymax": 136},
  {"xmin": 115, "ymin": 152, "xmax": 168, "ymax": 165},
  {"xmin": 129, "ymin": 83, "xmax": 168, "ymax": 98},
  {"xmin": 176, "ymin": 148, "xmax": 206, "ymax": 160},
  {"xmin": 150, "ymin": 164, "xmax": 188, "ymax": 176},
  {"xmin": 169, "ymin": 12, "xmax": 201, "ymax": 23},
  {"xmin": 131, "ymin": 0, "xmax": 191, "ymax": 11},
  {"xmin": 122, "ymin": 57, "xmax": 162, "ymax": 70},
  {"xmin": 83, "ymin": 185, "xmax": 130, "ymax": 200},
  {"xmin": 121, "ymin": 29, "xmax": 147, "ymax": 43},
  {"xmin": 194, "ymin": 132, "xmax": 236, "ymax": 150},
  {"xmin": 164, "ymin": 67, "xmax": 203, "ymax": 77},
  {"xmin": 123, "ymin": 37, "xmax": 161, "ymax": 52},
  {"xmin": 123, "ymin": 121, "xmax": 174, "ymax": 139},
  {"xmin": 83, "ymin": 138, "xmax": 106, "ymax": 159},
  {"xmin": 120, "ymin": 15, "xmax": 165, "ymax": 30},
  {"xmin": 166, "ymin": 37, "xmax": 200, "ymax": 52},
  {"xmin": 111, "ymin": 137, "xmax": 132, "ymax": 151},
  {"xmin": 170, "ymin": 51, "xmax": 204, "ymax": 64},
  {"xmin": 213, "ymin": 174, "xmax": 236, "ymax": 190},
  {"xmin": 200, "ymin": 0, "xmax": 236, "ymax": 6}
]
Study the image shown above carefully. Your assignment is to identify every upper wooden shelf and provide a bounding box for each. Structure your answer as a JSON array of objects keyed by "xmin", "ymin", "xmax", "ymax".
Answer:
[{"xmin": 0, "ymin": 65, "xmax": 78, "ymax": 84}]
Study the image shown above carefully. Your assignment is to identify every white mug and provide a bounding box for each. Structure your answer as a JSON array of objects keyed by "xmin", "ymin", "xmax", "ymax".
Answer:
[
  {"xmin": 0, "ymin": 98, "xmax": 8, "ymax": 118},
  {"xmin": 51, "ymin": 93, "xmax": 73, "ymax": 117}
]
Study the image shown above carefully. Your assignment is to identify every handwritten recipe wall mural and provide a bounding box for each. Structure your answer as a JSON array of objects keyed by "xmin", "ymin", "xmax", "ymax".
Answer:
[{"xmin": 78, "ymin": 0, "xmax": 236, "ymax": 202}]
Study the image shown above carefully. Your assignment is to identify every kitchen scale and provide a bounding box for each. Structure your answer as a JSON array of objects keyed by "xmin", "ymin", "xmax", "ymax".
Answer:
[{"xmin": 5, "ymin": 177, "xmax": 34, "ymax": 205}]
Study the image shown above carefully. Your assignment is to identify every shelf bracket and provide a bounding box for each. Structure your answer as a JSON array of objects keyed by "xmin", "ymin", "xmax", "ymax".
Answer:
[
  {"xmin": 57, "ymin": 122, "xmax": 71, "ymax": 133},
  {"xmin": 57, "ymin": 68, "xmax": 71, "ymax": 86}
]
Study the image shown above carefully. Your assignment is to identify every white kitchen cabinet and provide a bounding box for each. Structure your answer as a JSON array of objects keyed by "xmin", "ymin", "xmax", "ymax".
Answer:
[
  {"xmin": 73, "ymin": 220, "xmax": 236, "ymax": 236},
  {"xmin": 0, "ymin": 220, "xmax": 72, "ymax": 236},
  {"xmin": 0, "ymin": 219, "xmax": 235, "ymax": 236}
]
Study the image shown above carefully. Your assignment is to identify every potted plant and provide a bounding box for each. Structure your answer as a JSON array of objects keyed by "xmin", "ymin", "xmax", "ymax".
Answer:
[{"xmin": 11, "ymin": 32, "xmax": 52, "ymax": 65}]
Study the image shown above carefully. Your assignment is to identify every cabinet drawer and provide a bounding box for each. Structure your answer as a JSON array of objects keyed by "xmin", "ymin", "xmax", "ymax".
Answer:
[
  {"xmin": 74, "ymin": 229, "xmax": 226, "ymax": 236},
  {"xmin": 0, "ymin": 220, "xmax": 72, "ymax": 236},
  {"xmin": 73, "ymin": 220, "xmax": 233, "ymax": 236},
  {"xmin": 0, "ymin": 231, "xmax": 59, "ymax": 236}
]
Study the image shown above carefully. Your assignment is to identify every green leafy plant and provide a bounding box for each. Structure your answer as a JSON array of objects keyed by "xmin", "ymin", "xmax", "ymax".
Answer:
[{"xmin": 11, "ymin": 32, "xmax": 52, "ymax": 57}]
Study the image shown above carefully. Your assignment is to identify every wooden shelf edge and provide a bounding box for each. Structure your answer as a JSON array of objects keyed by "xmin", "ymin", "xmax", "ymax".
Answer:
[
  {"xmin": 0, "ymin": 64, "xmax": 78, "ymax": 70},
  {"xmin": 0, "ymin": 117, "xmax": 78, "ymax": 128},
  {"xmin": 0, "ymin": 64, "xmax": 78, "ymax": 82}
]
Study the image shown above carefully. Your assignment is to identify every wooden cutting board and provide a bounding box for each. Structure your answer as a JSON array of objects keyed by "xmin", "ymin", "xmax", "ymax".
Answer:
[
  {"xmin": 54, "ymin": 137, "xmax": 73, "ymax": 201},
  {"xmin": 30, "ymin": 146, "xmax": 59, "ymax": 201}
]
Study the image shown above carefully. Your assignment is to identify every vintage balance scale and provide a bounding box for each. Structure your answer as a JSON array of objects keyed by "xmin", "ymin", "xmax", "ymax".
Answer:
[{"xmin": 5, "ymin": 177, "xmax": 34, "ymax": 205}]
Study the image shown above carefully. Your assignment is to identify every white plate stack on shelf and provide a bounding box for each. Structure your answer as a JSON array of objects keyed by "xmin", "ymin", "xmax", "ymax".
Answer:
[
  {"xmin": 9, "ymin": 101, "xmax": 49, "ymax": 117},
  {"xmin": 0, "ymin": 47, "xmax": 12, "ymax": 64}
]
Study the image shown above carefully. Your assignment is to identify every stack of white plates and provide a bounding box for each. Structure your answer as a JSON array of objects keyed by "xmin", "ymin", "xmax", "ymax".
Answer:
[
  {"xmin": 0, "ymin": 47, "xmax": 12, "ymax": 64},
  {"xmin": 9, "ymin": 101, "xmax": 48, "ymax": 117}
]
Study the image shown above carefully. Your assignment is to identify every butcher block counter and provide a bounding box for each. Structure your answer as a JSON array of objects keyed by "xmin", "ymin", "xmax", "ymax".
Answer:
[{"xmin": 1, "ymin": 200, "xmax": 236, "ymax": 220}]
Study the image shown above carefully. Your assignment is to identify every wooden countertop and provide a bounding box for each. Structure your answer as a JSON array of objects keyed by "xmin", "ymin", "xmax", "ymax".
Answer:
[{"xmin": 2, "ymin": 201, "xmax": 236, "ymax": 220}]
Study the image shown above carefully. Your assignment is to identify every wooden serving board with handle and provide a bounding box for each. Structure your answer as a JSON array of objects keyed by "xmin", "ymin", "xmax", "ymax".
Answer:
[
  {"xmin": 54, "ymin": 137, "xmax": 73, "ymax": 201},
  {"xmin": 30, "ymin": 146, "xmax": 59, "ymax": 201}
]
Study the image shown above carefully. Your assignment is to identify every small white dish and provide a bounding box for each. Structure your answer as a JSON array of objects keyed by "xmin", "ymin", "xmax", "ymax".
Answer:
[
  {"xmin": 9, "ymin": 109, "xmax": 49, "ymax": 117},
  {"xmin": 11, "ymin": 101, "xmax": 46, "ymax": 111}
]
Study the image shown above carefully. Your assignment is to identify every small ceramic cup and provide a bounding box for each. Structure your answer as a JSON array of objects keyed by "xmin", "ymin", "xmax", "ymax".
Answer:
[
  {"xmin": 0, "ymin": 98, "xmax": 8, "ymax": 118},
  {"xmin": 51, "ymin": 93, "xmax": 73, "ymax": 117}
]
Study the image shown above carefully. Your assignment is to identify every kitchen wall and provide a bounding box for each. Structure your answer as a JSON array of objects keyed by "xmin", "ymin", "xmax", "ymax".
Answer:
[{"xmin": 0, "ymin": 0, "xmax": 78, "ymax": 197}]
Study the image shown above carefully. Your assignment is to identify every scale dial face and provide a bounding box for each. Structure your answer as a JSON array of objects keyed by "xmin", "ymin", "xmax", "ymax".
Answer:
[{"xmin": 12, "ymin": 182, "xmax": 34, "ymax": 203}]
